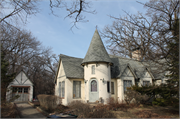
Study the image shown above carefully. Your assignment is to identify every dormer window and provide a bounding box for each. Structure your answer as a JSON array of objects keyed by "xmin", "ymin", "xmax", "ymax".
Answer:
[{"xmin": 92, "ymin": 65, "xmax": 95, "ymax": 74}]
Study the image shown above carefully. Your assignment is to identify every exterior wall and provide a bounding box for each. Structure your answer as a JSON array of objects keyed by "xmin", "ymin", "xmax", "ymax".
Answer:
[
  {"xmin": 55, "ymin": 61, "xmax": 66, "ymax": 105},
  {"xmin": 117, "ymin": 67, "xmax": 135, "ymax": 101},
  {"xmin": 111, "ymin": 79, "xmax": 117, "ymax": 101},
  {"xmin": 154, "ymin": 79, "xmax": 162, "ymax": 85},
  {"xmin": 84, "ymin": 63, "xmax": 111, "ymax": 104}
]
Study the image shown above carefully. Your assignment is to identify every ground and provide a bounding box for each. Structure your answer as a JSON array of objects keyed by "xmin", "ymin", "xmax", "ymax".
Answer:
[
  {"xmin": 1, "ymin": 102, "xmax": 19, "ymax": 118},
  {"xmin": 113, "ymin": 105, "xmax": 179, "ymax": 118},
  {"xmin": 36, "ymin": 101, "xmax": 179, "ymax": 118}
]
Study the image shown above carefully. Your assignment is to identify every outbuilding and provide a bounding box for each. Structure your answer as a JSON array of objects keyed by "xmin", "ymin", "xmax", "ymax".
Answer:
[{"xmin": 6, "ymin": 71, "xmax": 33, "ymax": 102}]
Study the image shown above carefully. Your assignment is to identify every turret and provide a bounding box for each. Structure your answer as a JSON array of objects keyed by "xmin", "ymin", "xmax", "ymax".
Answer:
[{"xmin": 82, "ymin": 29, "xmax": 113, "ymax": 104}]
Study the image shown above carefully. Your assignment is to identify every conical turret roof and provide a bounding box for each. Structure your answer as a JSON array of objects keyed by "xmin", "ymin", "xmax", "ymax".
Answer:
[{"xmin": 81, "ymin": 29, "xmax": 112, "ymax": 65}]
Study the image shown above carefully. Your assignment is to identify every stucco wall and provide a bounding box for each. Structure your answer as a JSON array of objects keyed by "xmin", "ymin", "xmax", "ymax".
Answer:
[
  {"xmin": 117, "ymin": 67, "xmax": 135, "ymax": 101},
  {"xmin": 84, "ymin": 63, "xmax": 111, "ymax": 104},
  {"xmin": 55, "ymin": 61, "xmax": 66, "ymax": 105}
]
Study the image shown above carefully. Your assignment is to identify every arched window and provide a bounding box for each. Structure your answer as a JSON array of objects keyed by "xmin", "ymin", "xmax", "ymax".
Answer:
[{"xmin": 91, "ymin": 80, "xmax": 97, "ymax": 92}]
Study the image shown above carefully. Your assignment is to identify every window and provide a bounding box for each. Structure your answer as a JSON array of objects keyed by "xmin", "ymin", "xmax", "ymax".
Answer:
[
  {"xmin": 111, "ymin": 82, "xmax": 114, "ymax": 94},
  {"xmin": 91, "ymin": 80, "xmax": 97, "ymax": 92},
  {"xmin": 143, "ymin": 81, "xmax": 150, "ymax": 86},
  {"xmin": 18, "ymin": 88, "xmax": 22, "ymax": 93},
  {"xmin": 123, "ymin": 80, "xmax": 132, "ymax": 93},
  {"xmin": 92, "ymin": 65, "xmax": 95, "ymax": 74},
  {"xmin": 59, "ymin": 81, "xmax": 65, "ymax": 98},
  {"xmin": 24, "ymin": 88, "xmax": 28, "ymax": 93},
  {"xmin": 107, "ymin": 81, "xmax": 110, "ymax": 93},
  {"xmin": 12, "ymin": 87, "xmax": 18, "ymax": 93},
  {"xmin": 73, "ymin": 81, "xmax": 81, "ymax": 98},
  {"xmin": 62, "ymin": 81, "xmax": 65, "ymax": 98},
  {"xmin": 59, "ymin": 82, "xmax": 61, "ymax": 97}
]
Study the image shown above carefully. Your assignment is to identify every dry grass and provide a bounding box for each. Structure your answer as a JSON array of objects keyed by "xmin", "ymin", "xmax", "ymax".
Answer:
[
  {"xmin": 1, "ymin": 102, "xmax": 19, "ymax": 118},
  {"xmin": 113, "ymin": 105, "xmax": 179, "ymax": 118},
  {"xmin": 46, "ymin": 98, "xmax": 179, "ymax": 118}
]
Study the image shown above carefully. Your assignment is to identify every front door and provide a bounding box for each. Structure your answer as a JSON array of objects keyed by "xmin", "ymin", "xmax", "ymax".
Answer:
[{"xmin": 89, "ymin": 79, "xmax": 99, "ymax": 102}]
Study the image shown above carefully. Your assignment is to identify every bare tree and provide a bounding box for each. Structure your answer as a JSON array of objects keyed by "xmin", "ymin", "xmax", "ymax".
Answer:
[
  {"xmin": 0, "ymin": 0, "xmax": 96, "ymax": 30},
  {"xmin": 102, "ymin": 0, "xmax": 179, "ymax": 68},
  {"xmin": 1, "ymin": 23, "xmax": 58, "ymax": 99}
]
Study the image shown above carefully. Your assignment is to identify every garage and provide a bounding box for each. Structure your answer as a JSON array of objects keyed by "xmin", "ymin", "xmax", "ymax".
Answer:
[{"xmin": 6, "ymin": 71, "xmax": 33, "ymax": 102}]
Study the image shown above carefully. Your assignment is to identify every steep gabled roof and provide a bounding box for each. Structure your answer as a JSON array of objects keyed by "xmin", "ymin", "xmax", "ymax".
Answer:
[
  {"xmin": 55, "ymin": 54, "xmax": 84, "ymax": 80},
  {"xmin": 81, "ymin": 29, "xmax": 112, "ymax": 65},
  {"xmin": 110, "ymin": 56, "xmax": 152, "ymax": 79}
]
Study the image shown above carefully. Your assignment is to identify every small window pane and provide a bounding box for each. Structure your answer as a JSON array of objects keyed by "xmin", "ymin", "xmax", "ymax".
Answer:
[
  {"xmin": 107, "ymin": 81, "xmax": 110, "ymax": 93},
  {"xmin": 18, "ymin": 88, "xmax": 22, "ymax": 93},
  {"xmin": 143, "ymin": 81, "xmax": 150, "ymax": 86},
  {"xmin": 91, "ymin": 80, "xmax": 97, "ymax": 92},
  {"xmin": 92, "ymin": 65, "xmax": 95, "ymax": 74},
  {"xmin": 124, "ymin": 80, "xmax": 132, "ymax": 93},
  {"xmin": 111, "ymin": 82, "xmax": 114, "ymax": 94},
  {"xmin": 24, "ymin": 88, "xmax": 28, "ymax": 93},
  {"xmin": 13, "ymin": 87, "xmax": 17, "ymax": 93}
]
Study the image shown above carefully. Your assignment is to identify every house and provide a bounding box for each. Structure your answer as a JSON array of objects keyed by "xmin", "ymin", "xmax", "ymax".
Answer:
[
  {"xmin": 54, "ymin": 29, "xmax": 166, "ymax": 105},
  {"xmin": 6, "ymin": 71, "xmax": 33, "ymax": 102}
]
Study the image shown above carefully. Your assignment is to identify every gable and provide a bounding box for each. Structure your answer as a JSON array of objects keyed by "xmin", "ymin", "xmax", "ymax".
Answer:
[
  {"xmin": 10, "ymin": 71, "xmax": 33, "ymax": 85},
  {"xmin": 57, "ymin": 61, "xmax": 66, "ymax": 79},
  {"xmin": 121, "ymin": 67, "xmax": 134, "ymax": 77},
  {"xmin": 143, "ymin": 71, "xmax": 151, "ymax": 78}
]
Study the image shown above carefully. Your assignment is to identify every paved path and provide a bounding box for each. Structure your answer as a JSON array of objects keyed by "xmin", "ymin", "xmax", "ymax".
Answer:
[{"xmin": 15, "ymin": 102, "xmax": 46, "ymax": 118}]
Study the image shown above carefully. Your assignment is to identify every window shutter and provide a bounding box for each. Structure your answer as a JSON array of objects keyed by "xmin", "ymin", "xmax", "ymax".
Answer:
[{"xmin": 107, "ymin": 81, "xmax": 110, "ymax": 93}]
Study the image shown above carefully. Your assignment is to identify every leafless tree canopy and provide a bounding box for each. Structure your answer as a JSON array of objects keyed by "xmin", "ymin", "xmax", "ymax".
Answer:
[
  {"xmin": 0, "ymin": 0, "xmax": 96, "ymax": 30},
  {"xmin": 102, "ymin": 0, "xmax": 179, "ymax": 67},
  {"xmin": 1, "ymin": 23, "xmax": 58, "ymax": 96}
]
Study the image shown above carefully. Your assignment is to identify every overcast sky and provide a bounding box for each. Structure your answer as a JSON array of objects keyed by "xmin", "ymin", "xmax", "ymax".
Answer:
[{"xmin": 23, "ymin": 0, "xmax": 149, "ymax": 58}]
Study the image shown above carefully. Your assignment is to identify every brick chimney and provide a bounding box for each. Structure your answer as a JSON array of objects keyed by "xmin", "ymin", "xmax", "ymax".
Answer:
[{"xmin": 132, "ymin": 48, "xmax": 141, "ymax": 61}]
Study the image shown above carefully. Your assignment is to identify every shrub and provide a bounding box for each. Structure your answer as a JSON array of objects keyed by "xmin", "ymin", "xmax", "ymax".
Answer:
[
  {"xmin": 90, "ymin": 104, "xmax": 116, "ymax": 118},
  {"xmin": 107, "ymin": 97, "xmax": 129, "ymax": 111},
  {"xmin": 68, "ymin": 100, "xmax": 92, "ymax": 118},
  {"xmin": 124, "ymin": 89, "xmax": 150, "ymax": 106},
  {"xmin": 68, "ymin": 100, "xmax": 115, "ymax": 118},
  {"xmin": 37, "ymin": 94, "xmax": 61, "ymax": 112},
  {"xmin": 54, "ymin": 104, "xmax": 69, "ymax": 114}
]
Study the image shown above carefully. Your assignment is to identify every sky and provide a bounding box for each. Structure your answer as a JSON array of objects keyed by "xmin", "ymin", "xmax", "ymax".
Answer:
[{"xmin": 22, "ymin": 0, "xmax": 149, "ymax": 59}]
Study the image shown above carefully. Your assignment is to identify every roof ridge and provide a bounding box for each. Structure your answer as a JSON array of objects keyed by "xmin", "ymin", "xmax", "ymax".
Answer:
[{"xmin": 60, "ymin": 54, "xmax": 83, "ymax": 60}]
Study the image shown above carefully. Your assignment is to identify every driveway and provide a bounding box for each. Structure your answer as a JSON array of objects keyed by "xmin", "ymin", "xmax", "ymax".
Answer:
[{"xmin": 15, "ymin": 102, "xmax": 46, "ymax": 118}]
